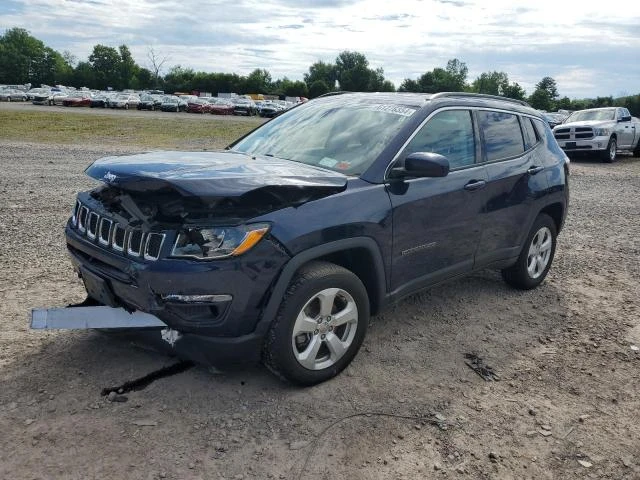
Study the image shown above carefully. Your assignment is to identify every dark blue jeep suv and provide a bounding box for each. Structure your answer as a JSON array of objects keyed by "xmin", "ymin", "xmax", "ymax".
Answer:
[{"xmin": 65, "ymin": 92, "xmax": 569, "ymax": 385}]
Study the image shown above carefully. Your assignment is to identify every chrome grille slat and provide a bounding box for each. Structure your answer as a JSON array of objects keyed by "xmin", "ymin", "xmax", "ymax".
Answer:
[
  {"xmin": 87, "ymin": 212, "xmax": 99, "ymax": 240},
  {"xmin": 78, "ymin": 206, "xmax": 89, "ymax": 233},
  {"xmin": 127, "ymin": 229, "xmax": 144, "ymax": 257},
  {"xmin": 98, "ymin": 218, "xmax": 112, "ymax": 246},
  {"xmin": 144, "ymin": 233, "xmax": 165, "ymax": 260},
  {"xmin": 71, "ymin": 201, "xmax": 164, "ymax": 262},
  {"xmin": 112, "ymin": 224, "xmax": 126, "ymax": 251},
  {"xmin": 71, "ymin": 200, "xmax": 80, "ymax": 227}
]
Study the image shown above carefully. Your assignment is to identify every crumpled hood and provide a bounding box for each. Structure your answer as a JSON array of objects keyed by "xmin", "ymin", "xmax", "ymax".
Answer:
[{"xmin": 85, "ymin": 150, "xmax": 348, "ymax": 197}]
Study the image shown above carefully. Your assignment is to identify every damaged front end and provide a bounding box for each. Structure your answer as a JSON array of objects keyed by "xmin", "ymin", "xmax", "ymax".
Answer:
[{"xmin": 56, "ymin": 150, "xmax": 348, "ymax": 364}]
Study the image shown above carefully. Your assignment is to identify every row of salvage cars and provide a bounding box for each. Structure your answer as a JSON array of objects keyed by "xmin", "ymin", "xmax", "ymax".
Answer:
[{"xmin": 1, "ymin": 85, "xmax": 297, "ymax": 117}]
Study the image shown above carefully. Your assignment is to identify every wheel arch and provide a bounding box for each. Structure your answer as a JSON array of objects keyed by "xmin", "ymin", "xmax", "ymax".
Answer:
[
  {"xmin": 539, "ymin": 202, "xmax": 564, "ymax": 233},
  {"xmin": 256, "ymin": 237, "xmax": 387, "ymax": 335}
]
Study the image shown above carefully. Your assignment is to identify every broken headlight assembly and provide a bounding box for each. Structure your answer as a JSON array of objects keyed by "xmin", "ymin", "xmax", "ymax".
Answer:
[{"xmin": 171, "ymin": 223, "xmax": 270, "ymax": 260}]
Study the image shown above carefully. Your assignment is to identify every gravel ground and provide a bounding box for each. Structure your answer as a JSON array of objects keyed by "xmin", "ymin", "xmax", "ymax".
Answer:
[{"xmin": 1, "ymin": 142, "xmax": 639, "ymax": 480}]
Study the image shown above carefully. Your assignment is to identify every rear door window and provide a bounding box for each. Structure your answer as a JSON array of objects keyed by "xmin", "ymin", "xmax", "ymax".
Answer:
[{"xmin": 478, "ymin": 111, "xmax": 525, "ymax": 162}]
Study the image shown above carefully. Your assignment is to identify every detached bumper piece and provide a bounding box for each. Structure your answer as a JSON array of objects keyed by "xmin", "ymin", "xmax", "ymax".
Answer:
[
  {"xmin": 29, "ymin": 305, "xmax": 263, "ymax": 366},
  {"xmin": 30, "ymin": 306, "xmax": 167, "ymax": 330}
]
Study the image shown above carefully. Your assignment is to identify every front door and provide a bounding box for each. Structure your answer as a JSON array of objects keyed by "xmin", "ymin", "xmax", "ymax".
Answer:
[{"xmin": 387, "ymin": 109, "xmax": 486, "ymax": 294}]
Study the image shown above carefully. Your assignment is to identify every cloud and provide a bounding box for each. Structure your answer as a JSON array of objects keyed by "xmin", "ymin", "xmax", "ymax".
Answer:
[{"xmin": 1, "ymin": 0, "xmax": 639, "ymax": 97}]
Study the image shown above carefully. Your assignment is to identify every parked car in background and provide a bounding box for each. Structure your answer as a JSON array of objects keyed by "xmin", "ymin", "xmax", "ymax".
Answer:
[
  {"xmin": 186, "ymin": 98, "xmax": 213, "ymax": 114},
  {"xmin": 26, "ymin": 87, "xmax": 49, "ymax": 101},
  {"xmin": 553, "ymin": 107, "xmax": 640, "ymax": 162},
  {"xmin": 543, "ymin": 112, "xmax": 567, "ymax": 129},
  {"xmin": 161, "ymin": 96, "xmax": 187, "ymax": 112},
  {"xmin": 109, "ymin": 93, "xmax": 140, "ymax": 110},
  {"xmin": 208, "ymin": 98, "xmax": 234, "ymax": 115},
  {"xmin": 63, "ymin": 92, "xmax": 92, "ymax": 107},
  {"xmin": 32, "ymin": 90, "xmax": 55, "ymax": 105},
  {"xmin": 0, "ymin": 89, "xmax": 28, "ymax": 102},
  {"xmin": 258, "ymin": 100, "xmax": 284, "ymax": 118},
  {"xmin": 137, "ymin": 94, "xmax": 157, "ymax": 111},
  {"xmin": 90, "ymin": 93, "xmax": 111, "ymax": 108},
  {"xmin": 50, "ymin": 92, "xmax": 69, "ymax": 106},
  {"xmin": 58, "ymin": 92, "xmax": 568, "ymax": 385},
  {"xmin": 232, "ymin": 97, "xmax": 258, "ymax": 116}
]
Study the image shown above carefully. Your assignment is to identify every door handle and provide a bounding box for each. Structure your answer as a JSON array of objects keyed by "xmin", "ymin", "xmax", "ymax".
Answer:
[
  {"xmin": 527, "ymin": 166, "xmax": 544, "ymax": 175},
  {"xmin": 464, "ymin": 179, "xmax": 486, "ymax": 191}
]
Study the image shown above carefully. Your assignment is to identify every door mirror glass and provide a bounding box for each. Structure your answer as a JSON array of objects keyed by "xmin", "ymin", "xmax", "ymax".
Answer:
[{"xmin": 619, "ymin": 115, "xmax": 632, "ymax": 122}]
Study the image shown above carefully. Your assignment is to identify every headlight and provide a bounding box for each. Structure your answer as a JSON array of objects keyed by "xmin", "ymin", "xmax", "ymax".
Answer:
[
  {"xmin": 171, "ymin": 223, "xmax": 270, "ymax": 260},
  {"xmin": 593, "ymin": 128, "xmax": 610, "ymax": 136}
]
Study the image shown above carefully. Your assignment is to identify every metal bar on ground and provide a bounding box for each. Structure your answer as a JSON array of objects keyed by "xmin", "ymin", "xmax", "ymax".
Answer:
[{"xmin": 30, "ymin": 306, "xmax": 167, "ymax": 330}]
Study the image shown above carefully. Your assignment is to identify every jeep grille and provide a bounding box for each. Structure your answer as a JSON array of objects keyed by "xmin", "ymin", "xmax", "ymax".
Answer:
[{"xmin": 70, "ymin": 201, "xmax": 165, "ymax": 261}]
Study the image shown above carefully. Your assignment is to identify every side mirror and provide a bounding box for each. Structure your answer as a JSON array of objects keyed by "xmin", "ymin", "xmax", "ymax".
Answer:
[
  {"xmin": 390, "ymin": 152, "xmax": 450, "ymax": 179},
  {"xmin": 619, "ymin": 115, "xmax": 632, "ymax": 122}
]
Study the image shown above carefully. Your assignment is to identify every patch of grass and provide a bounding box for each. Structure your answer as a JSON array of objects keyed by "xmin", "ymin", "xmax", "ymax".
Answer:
[{"xmin": 0, "ymin": 110, "xmax": 262, "ymax": 149}]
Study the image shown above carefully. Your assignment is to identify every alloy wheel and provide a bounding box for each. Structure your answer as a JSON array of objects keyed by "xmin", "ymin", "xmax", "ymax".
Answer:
[
  {"xmin": 527, "ymin": 227, "xmax": 552, "ymax": 279},
  {"xmin": 291, "ymin": 288, "xmax": 358, "ymax": 370}
]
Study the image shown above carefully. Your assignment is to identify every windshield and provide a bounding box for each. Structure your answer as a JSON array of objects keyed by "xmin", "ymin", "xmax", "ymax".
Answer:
[
  {"xmin": 231, "ymin": 96, "xmax": 417, "ymax": 175},
  {"xmin": 567, "ymin": 109, "xmax": 615, "ymax": 122}
]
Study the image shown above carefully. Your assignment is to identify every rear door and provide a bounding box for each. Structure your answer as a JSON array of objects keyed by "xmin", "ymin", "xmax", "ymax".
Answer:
[
  {"xmin": 388, "ymin": 108, "xmax": 487, "ymax": 294},
  {"xmin": 475, "ymin": 111, "xmax": 549, "ymax": 266}
]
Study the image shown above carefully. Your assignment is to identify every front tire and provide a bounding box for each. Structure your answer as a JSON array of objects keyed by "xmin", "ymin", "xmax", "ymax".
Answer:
[
  {"xmin": 502, "ymin": 213, "xmax": 557, "ymax": 290},
  {"xmin": 601, "ymin": 137, "xmax": 617, "ymax": 163},
  {"xmin": 263, "ymin": 261, "xmax": 369, "ymax": 386}
]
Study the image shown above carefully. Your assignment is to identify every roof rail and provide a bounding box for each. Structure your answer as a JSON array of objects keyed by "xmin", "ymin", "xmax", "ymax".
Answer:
[
  {"xmin": 316, "ymin": 91, "xmax": 351, "ymax": 98},
  {"xmin": 430, "ymin": 92, "xmax": 531, "ymax": 107}
]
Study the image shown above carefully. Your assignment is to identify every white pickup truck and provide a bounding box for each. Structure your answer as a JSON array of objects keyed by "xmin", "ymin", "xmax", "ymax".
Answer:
[{"xmin": 553, "ymin": 107, "xmax": 640, "ymax": 162}]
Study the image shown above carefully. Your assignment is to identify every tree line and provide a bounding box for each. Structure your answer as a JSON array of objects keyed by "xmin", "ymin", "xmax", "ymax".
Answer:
[{"xmin": 1, "ymin": 27, "xmax": 638, "ymax": 114}]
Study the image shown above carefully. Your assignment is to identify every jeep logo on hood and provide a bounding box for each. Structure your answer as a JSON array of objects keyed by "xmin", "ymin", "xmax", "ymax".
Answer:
[{"xmin": 103, "ymin": 171, "xmax": 117, "ymax": 183}]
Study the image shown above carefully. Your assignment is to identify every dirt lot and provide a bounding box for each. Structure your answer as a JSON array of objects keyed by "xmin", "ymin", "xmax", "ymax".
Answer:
[{"xmin": 1, "ymin": 139, "xmax": 639, "ymax": 480}]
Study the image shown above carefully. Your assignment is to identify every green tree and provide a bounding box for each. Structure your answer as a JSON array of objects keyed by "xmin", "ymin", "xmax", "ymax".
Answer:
[
  {"xmin": 308, "ymin": 79, "xmax": 330, "ymax": 98},
  {"xmin": 244, "ymin": 68, "xmax": 272, "ymax": 93},
  {"xmin": 304, "ymin": 61, "xmax": 336, "ymax": 91},
  {"xmin": 444, "ymin": 58, "xmax": 468, "ymax": 90},
  {"xmin": 536, "ymin": 76, "xmax": 559, "ymax": 100},
  {"xmin": 399, "ymin": 58, "xmax": 469, "ymax": 93},
  {"xmin": 163, "ymin": 65, "xmax": 195, "ymax": 93},
  {"xmin": 398, "ymin": 78, "xmax": 421, "ymax": 92},
  {"xmin": 528, "ymin": 88, "xmax": 553, "ymax": 111},
  {"xmin": 0, "ymin": 27, "xmax": 71, "ymax": 86},
  {"xmin": 334, "ymin": 51, "xmax": 371, "ymax": 91},
  {"xmin": 379, "ymin": 80, "xmax": 396, "ymax": 92},
  {"xmin": 556, "ymin": 96, "xmax": 572, "ymax": 110},
  {"xmin": 502, "ymin": 82, "xmax": 526, "ymax": 101},
  {"xmin": 89, "ymin": 44, "xmax": 121, "ymax": 89},
  {"xmin": 118, "ymin": 44, "xmax": 138, "ymax": 89},
  {"xmin": 70, "ymin": 61, "xmax": 96, "ymax": 88},
  {"xmin": 471, "ymin": 71, "xmax": 509, "ymax": 95}
]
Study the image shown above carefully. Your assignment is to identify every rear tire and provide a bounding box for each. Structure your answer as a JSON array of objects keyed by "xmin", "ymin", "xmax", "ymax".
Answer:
[
  {"xmin": 263, "ymin": 261, "xmax": 369, "ymax": 386},
  {"xmin": 502, "ymin": 213, "xmax": 557, "ymax": 290},
  {"xmin": 601, "ymin": 137, "xmax": 617, "ymax": 163}
]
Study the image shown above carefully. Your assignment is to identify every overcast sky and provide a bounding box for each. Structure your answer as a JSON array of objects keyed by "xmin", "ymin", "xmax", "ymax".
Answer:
[{"xmin": 2, "ymin": 0, "xmax": 639, "ymax": 98}]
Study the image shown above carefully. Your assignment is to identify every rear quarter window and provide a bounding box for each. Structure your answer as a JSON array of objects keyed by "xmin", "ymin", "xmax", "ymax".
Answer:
[
  {"xmin": 522, "ymin": 117, "xmax": 539, "ymax": 150},
  {"xmin": 478, "ymin": 111, "xmax": 525, "ymax": 162}
]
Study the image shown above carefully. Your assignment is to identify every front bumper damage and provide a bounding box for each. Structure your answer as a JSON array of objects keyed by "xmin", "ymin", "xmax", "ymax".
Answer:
[{"xmin": 49, "ymin": 222, "xmax": 291, "ymax": 366}]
